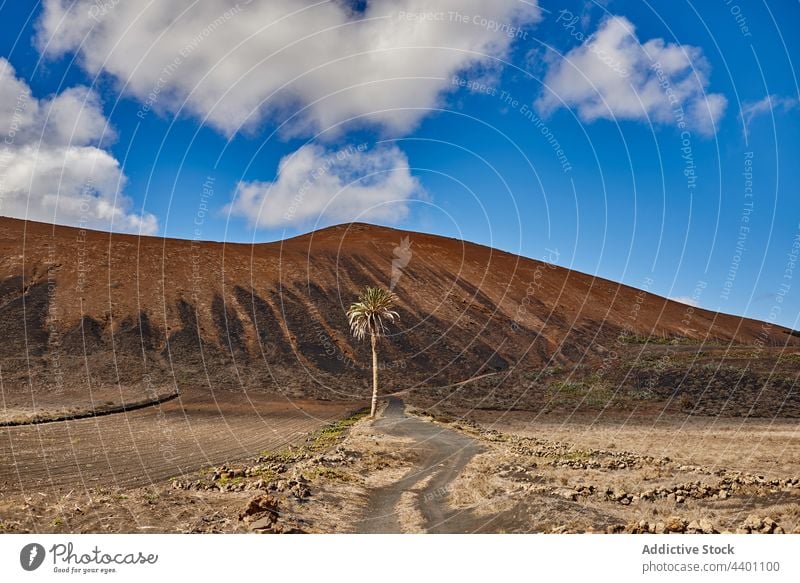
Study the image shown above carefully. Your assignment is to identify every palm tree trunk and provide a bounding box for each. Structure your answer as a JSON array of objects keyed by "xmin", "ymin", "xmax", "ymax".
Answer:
[{"xmin": 370, "ymin": 332, "xmax": 379, "ymax": 418}]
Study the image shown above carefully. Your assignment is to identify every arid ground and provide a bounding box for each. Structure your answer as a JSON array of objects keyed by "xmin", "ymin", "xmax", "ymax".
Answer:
[
  {"xmin": 2, "ymin": 392, "xmax": 798, "ymax": 534},
  {"xmin": 1, "ymin": 219, "xmax": 799, "ymax": 533}
]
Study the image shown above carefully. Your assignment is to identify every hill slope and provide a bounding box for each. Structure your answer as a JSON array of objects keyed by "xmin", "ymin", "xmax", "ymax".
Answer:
[{"xmin": 1, "ymin": 217, "xmax": 796, "ymax": 403}]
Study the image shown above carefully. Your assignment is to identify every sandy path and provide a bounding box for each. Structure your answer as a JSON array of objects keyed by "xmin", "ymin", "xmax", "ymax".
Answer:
[{"xmin": 358, "ymin": 398, "xmax": 482, "ymax": 533}]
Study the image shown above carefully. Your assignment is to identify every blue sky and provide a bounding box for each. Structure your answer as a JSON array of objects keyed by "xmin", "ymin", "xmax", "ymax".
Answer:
[{"xmin": 1, "ymin": 0, "xmax": 799, "ymax": 328}]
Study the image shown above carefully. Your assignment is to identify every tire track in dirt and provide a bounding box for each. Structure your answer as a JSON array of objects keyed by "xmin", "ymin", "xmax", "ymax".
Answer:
[{"xmin": 359, "ymin": 398, "xmax": 483, "ymax": 533}]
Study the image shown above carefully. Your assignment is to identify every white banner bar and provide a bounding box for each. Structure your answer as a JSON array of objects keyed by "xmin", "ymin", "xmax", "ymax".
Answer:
[{"xmin": 1, "ymin": 534, "xmax": 798, "ymax": 583}]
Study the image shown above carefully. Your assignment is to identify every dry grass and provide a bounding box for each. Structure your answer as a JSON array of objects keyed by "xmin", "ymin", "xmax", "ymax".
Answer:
[
  {"xmin": 469, "ymin": 411, "xmax": 800, "ymax": 479},
  {"xmin": 429, "ymin": 410, "xmax": 800, "ymax": 533},
  {"xmin": 397, "ymin": 491, "xmax": 426, "ymax": 533},
  {"xmin": 5, "ymin": 398, "xmax": 798, "ymax": 534}
]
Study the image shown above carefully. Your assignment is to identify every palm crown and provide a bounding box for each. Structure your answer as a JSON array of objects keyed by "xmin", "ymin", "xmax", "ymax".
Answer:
[{"xmin": 347, "ymin": 287, "xmax": 399, "ymax": 341}]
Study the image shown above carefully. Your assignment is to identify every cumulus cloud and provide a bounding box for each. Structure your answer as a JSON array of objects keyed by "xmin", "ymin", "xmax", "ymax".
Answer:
[
  {"xmin": 537, "ymin": 15, "xmax": 726, "ymax": 135},
  {"xmin": 0, "ymin": 59, "xmax": 157, "ymax": 234},
  {"xmin": 226, "ymin": 143, "xmax": 421, "ymax": 228},
  {"xmin": 36, "ymin": 0, "xmax": 540, "ymax": 136},
  {"xmin": 741, "ymin": 94, "xmax": 800, "ymax": 137}
]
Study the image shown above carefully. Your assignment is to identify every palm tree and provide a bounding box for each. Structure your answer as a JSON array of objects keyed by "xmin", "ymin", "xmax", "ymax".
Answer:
[{"xmin": 347, "ymin": 287, "xmax": 399, "ymax": 418}]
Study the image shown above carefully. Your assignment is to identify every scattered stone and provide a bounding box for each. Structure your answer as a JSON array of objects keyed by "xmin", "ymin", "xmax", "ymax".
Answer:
[
  {"xmin": 737, "ymin": 515, "xmax": 784, "ymax": 534},
  {"xmin": 554, "ymin": 489, "xmax": 579, "ymax": 501},
  {"xmin": 699, "ymin": 519, "xmax": 715, "ymax": 534},
  {"xmin": 742, "ymin": 515, "xmax": 763, "ymax": 531},
  {"xmin": 664, "ymin": 516, "xmax": 687, "ymax": 533},
  {"xmin": 290, "ymin": 484, "xmax": 311, "ymax": 499},
  {"xmin": 761, "ymin": 517, "xmax": 778, "ymax": 534},
  {"xmin": 249, "ymin": 515, "xmax": 277, "ymax": 532},
  {"xmin": 239, "ymin": 495, "xmax": 279, "ymax": 522}
]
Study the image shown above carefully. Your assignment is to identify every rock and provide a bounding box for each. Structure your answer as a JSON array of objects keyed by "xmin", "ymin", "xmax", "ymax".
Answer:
[
  {"xmin": 742, "ymin": 515, "xmax": 763, "ymax": 531},
  {"xmin": 699, "ymin": 519, "xmax": 715, "ymax": 534},
  {"xmin": 239, "ymin": 494, "xmax": 279, "ymax": 522},
  {"xmin": 676, "ymin": 495, "xmax": 686, "ymax": 504},
  {"xmin": 554, "ymin": 489, "xmax": 579, "ymax": 501},
  {"xmin": 665, "ymin": 516, "xmax": 686, "ymax": 533},
  {"xmin": 687, "ymin": 520, "xmax": 701, "ymax": 533},
  {"xmin": 654, "ymin": 522, "xmax": 666, "ymax": 534},
  {"xmin": 290, "ymin": 484, "xmax": 311, "ymax": 499},
  {"xmin": 249, "ymin": 515, "xmax": 277, "ymax": 532},
  {"xmin": 625, "ymin": 521, "xmax": 645, "ymax": 534}
]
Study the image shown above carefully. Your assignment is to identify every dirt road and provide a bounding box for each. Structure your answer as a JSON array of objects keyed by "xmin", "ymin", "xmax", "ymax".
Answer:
[{"xmin": 358, "ymin": 398, "xmax": 483, "ymax": 533}]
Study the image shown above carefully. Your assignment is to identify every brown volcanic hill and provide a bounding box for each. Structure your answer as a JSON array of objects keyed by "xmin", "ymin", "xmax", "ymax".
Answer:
[{"xmin": 0, "ymin": 217, "xmax": 797, "ymax": 403}]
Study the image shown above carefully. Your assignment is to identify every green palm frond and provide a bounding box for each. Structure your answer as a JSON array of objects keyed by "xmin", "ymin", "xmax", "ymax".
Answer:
[{"xmin": 346, "ymin": 286, "xmax": 399, "ymax": 340}]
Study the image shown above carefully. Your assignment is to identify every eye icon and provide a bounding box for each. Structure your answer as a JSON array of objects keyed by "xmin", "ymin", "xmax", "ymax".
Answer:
[{"xmin": 20, "ymin": 543, "xmax": 46, "ymax": 571}]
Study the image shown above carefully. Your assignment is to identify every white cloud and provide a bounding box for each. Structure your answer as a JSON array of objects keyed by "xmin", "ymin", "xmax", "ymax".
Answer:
[
  {"xmin": 0, "ymin": 59, "xmax": 157, "ymax": 234},
  {"xmin": 46, "ymin": 86, "xmax": 116, "ymax": 147},
  {"xmin": 226, "ymin": 143, "xmax": 421, "ymax": 228},
  {"xmin": 537, "ymin": 16, "xmax": 726, "ymax": 135},
  {"xmin": 36, "ymin": 0, "xmax": 540, "ymax": 137},
  {"xmin": 741, "ymin": 94, "xmax": 800, "ymax": 136}
]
